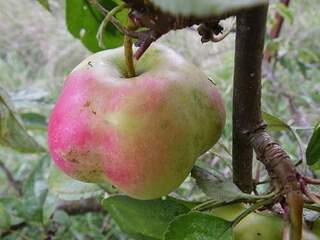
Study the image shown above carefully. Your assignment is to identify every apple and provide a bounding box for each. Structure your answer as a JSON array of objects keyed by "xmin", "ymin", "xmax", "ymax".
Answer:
[
  {"xmin": 48, "ymin": 44, "xmax": 226, "ymax": 200},
  {"xmin": 310, "ymin": 219, "xmax": 320, "ymax": 238},
  {"xmin": 213, "ymin": 204, "xmax": 283, "ymax": 240},
  {"xmin": 211, "ymin": 204, "xmax": 319, "ymax": 240}
]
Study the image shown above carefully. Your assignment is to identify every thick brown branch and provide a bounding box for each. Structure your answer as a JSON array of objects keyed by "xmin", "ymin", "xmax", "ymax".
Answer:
[
  {"xmin": 232, "ymin": 5, "xmax": 268, "ymax": 193},
  {"xmin": 125, "ymin": 1, "xmax": 233, "ymax": 59},
  {"xmin": 249, "ymin": 125, "xmax": 303, "ymax": 240},
  {"xmin": 249, "ymin": 125, "xmax": 299, "ymax": 193},
  {"xmin": 232, "ymin": 3, "xmax": 303, "ymax": 238},
  {"xmin": 89, "ymin": 0, "xmax": 236, "ymax": 59}
]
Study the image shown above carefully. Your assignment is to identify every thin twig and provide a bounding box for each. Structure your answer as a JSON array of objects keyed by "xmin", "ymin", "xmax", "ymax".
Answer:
[
  {"xmin": 1, "ymin": 222, "xmax": 27, "ymax": 238},
  {"xmin": 232, "ymin": 197, "xmax": 275, "ymax": 227},
  {"xmin": 211, "ymin": 28, "xmax": 233, "ymax": 42},
  {"xmin": 304, "ymin": 203, "xmax": 320, "ymax": 212},
  {"xmin": 56, "ymin": 198, "xmax": 105, "ymax": 215},
  {"xmin": 254, "ymin": 180, "xmax": 270, "ymax": 185},
  {"xmin": 0, "ymin": 160, "xmax": 22, "ymax": 196},
  {"xmin": 264, "ymin": 0, "xmax": 291, "ymax": 62},
  {"xmin": 312, "ymin": 191, "xmax": 320, "ymax": 199},
  {"xmin": 302, "ymin": 176, "xmax": 320, "ymax": 185},
  {"xmin": 282, "ymin": 220, "xmax": 290, "ymax": 240},
  {"xmin": 88, "ymin": 0, "xmax": 139, "ymax": 38},
  {"xmin": 193, "ymin": 192, "xmax": 275, "ymax": 212},
  {"xmin": 300, "ymin": 179, "xmax": 320, "ymax": 204},
  {"xmin": 1, "ymin": 198, "xmax": 105, "ymax": 238},
  {"xmin": 218, "ymin": 142, "xmax": 232, "ymax": 157},
  {"xmin": 96, "ymin": 3, "xmax": 128, "ymax": 48}
]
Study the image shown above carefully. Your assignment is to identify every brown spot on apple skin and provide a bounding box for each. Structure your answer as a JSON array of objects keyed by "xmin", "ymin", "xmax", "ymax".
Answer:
[
  {"xmin": 59, "ymin": 147, "xmax": 106, "ymax": 182},
  {"xmin": 69, "ymin": 158, "xmax": 78, "ymax": 163},
  {"xmin": 83, "ymin": 100, "xmax": 97, "ymax": 115},
  {"xmin": 83, "ymin": 100, "xmax": 91, "ymax": 108},
  {"xmin": 61, "ymin": 147, "xmax": 77, "ymax": 163}
]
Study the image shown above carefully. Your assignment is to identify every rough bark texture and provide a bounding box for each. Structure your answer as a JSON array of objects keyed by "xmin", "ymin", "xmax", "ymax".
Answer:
[
  {"xmin": 249, "ymin": 124, "xmax": 303, "ymax": 240},
  {"xmin": 232, "ymin": 5, "xmax": 268, "ymax": 193},
  {"xmin": 232, "ymin": 4, "xmax": 303, "ymax": 239},
  {"xmin": 249, "ymin": 124, "xmax": 299, "ymax": 193}
]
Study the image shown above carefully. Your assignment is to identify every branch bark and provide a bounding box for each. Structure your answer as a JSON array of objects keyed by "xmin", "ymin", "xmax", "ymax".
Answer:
[
  {"xmin": 232, "ymin": 5, "xmax": 267, "ymax": 193},
  {"xmin": 56, "ymin": 198, "xmax": 104, "ymax": 215},
  {"xmin": 269, "ymin": 0, "xmax": 291, "ymax": 38},
  {"xmin": 232, "ymin": 3, "xmax": 303, "ymax": 239}
]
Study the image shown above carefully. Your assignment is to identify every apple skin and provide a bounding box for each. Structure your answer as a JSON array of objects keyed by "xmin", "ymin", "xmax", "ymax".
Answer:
[
  {"xmin": 212, "ymin": 204, "xmax": 283, "ymax": 240},
  {"xmin": 211, "ymin": 204, "xmax": 319, "ymax": 240},
  {"xmin": 48, "ymin": 44, "xmax": 226, "ymax": 200}
]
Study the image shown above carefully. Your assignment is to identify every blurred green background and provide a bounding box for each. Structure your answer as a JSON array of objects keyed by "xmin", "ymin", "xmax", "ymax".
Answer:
[{"xmin": 0, "ymin": 0, "xmax": 319, "ymax": 239}]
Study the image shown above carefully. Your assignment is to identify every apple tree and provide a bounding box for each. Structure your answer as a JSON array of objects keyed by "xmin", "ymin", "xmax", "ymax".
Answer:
[{"xmin": 1, "ymin": 0, "xmax": 320, "ymax": 239}]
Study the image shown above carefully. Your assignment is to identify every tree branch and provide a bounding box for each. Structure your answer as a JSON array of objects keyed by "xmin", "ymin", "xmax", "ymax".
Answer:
[
  {"xmin": 248, "ymin": 124, "xmax": 300, "ymax": 195},
  {"xmin": 232, "ymin": 5, "xmax": 268, "ymax": 193},
  {"xmin": 0, "ymin": 160, "xmax": 22, "ymax": 196},
  {"xmin": 88, "ymin": 0, "xmax": 140, "ymax": 39},
  {"xmin": 56, "ymin": 198, "xmax": 105, "ymax": 215},
  {"xmin": 232, "ymin": 4, "xmax": 303, "ymax": 239},
  {"xmin": 0, "ymin": 222, "xmax": 27, "ymax": 238},
  {"xmin": 0, "ymin": 198, "xmax": 105, "ymax": 238},
  {"xmin": 264, "ymin": 0, "xmax": 291, "ymax": 62}
]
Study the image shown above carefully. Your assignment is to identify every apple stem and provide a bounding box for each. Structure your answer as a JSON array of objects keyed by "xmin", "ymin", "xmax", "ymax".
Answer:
[
  {"xmin": 124, "ymin": 19, "xmax": 137, "ymax": 78},
  {"xmin": 124, "ymin": 36, "xmax": 135, "ymax": 78}
]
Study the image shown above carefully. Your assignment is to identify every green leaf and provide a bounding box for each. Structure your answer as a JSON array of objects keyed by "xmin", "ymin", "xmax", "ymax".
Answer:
[
  {"xmin": 265, "ymin": 39, "xmax": 281, "ymax": 57},
  {"xmin": 149, "ymin": 0, "xmax": 267, "ymax": 17},
  {"xmin": 262, "ymin": 111, "xmax": 291, "ymax": 132},
  {"xmin": 168, "ymin": 197, "xmax": 199, "ymax": 209},
  {"xmin": 52, "ymin": 210, "xmax": 71, "ymax": 227},
  {"xmin": 20, "ymin": 112, "xmax": 47, "ymax": 131},
  {"xmin": 0, "ymin": 87, "xmax": 45, "ymax": 153},
  {"xmin": 22, "ymin": 155, "xmax": 50, "ymax": 222},
  {"xmin": 276, "ymin": 2, "xmax": 294, "ymax": 24},
  {"xmin": 37, "ymin": 0, "xmax": 50, "ymax": 11},
  {"xmin": 65, "ymin": 0, "xmax": 125, "ymax": 52},
  {"xmin": 262, "ymin": 112, "xmax": 305, "ymax": 162},
  {"xmin": 102, "ymin": 195, "xmax": 190, "ymax": 239},
  {"xmin": 48, "ymin": 164, "xmax": 104, "ymax": 200},
  {"xmin": 192, "ymin": 166, "xmax": 258, "ymax": 202},
  {"xmin": 42, "ymin": 194, "xmax": 59, "ymax": 224},
  {"xmin": 164, "ymin": 212, "xmax": 233, "ymax": 240},
  {"xmin": 0, "ymin": 196, "xmax": 25, "ymax": 221},
  {"xmin": 0, "ymin": 202, "xmax": 11, "ymax": 230},
  {"xmin": 306, "ymin": 122, "xmax": 320, "ymax": 165}
]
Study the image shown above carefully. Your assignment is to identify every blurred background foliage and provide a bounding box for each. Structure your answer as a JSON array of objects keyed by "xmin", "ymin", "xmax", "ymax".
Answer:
[{"xmin": 0, "ymin": 0, "xmax": 319, "ymax": 239}]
